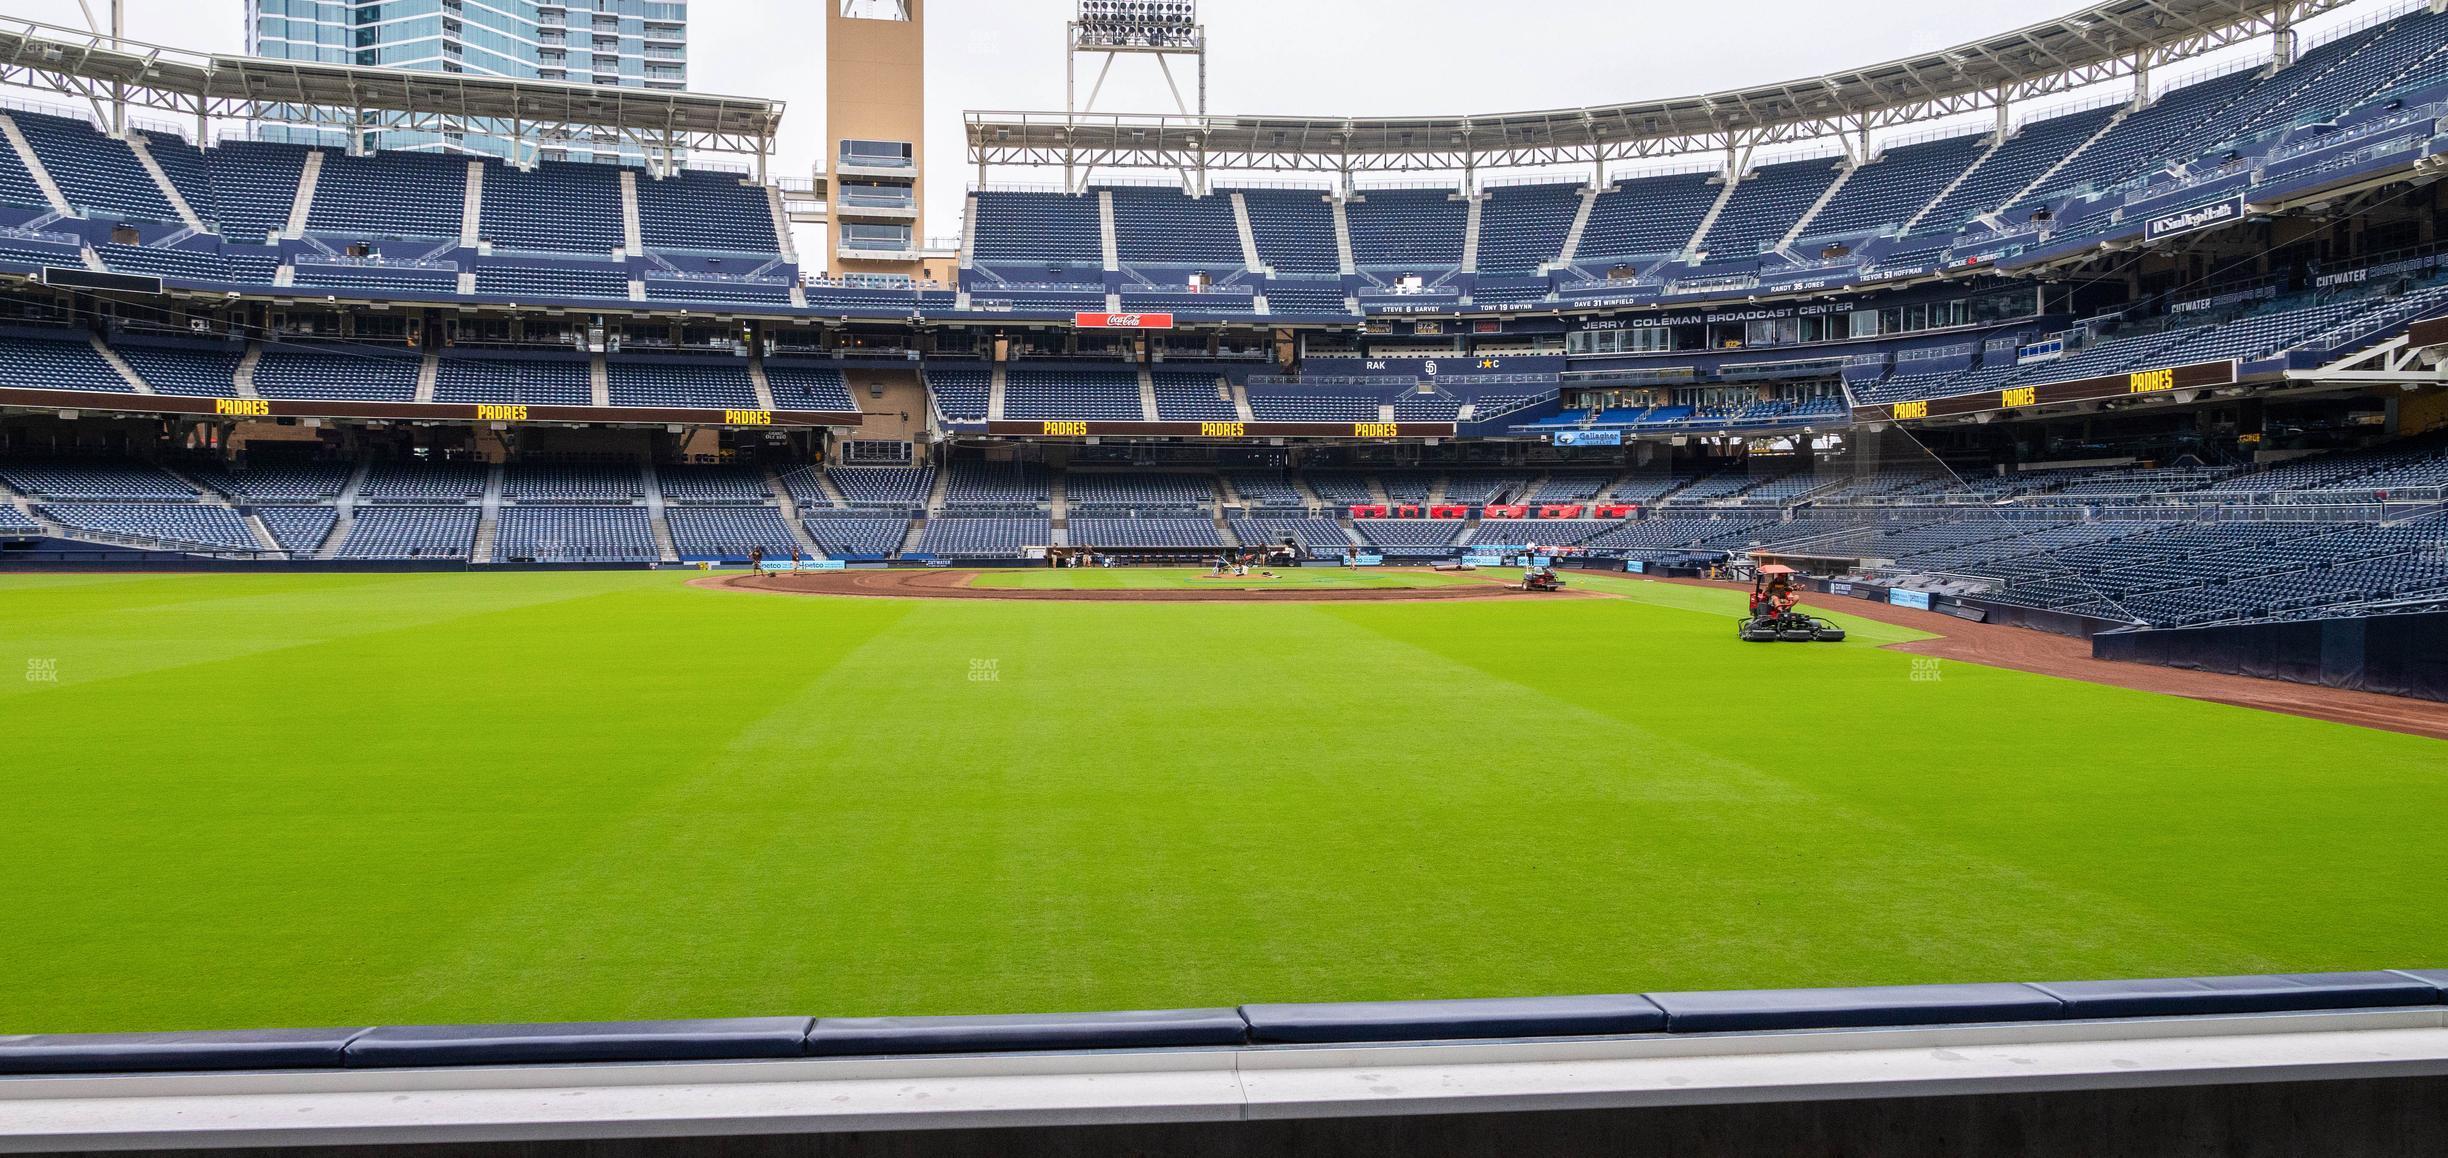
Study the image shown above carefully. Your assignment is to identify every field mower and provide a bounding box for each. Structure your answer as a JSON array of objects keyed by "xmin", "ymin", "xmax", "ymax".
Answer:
[
  {"xmin": 1518, "ymin": 566, "xmax": 1568, "ymax": 593},
  {"xmin": 1737, "ymin": 609, "xmax": 1848, "ymax": 643},
  {"xmin": 1737, "ymin": 564, "xmax": 1845, "ymax": 643}
]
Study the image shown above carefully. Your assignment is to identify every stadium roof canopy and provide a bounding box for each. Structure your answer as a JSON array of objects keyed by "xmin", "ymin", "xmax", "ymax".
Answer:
[
  {"xmin": 0, "ymin": 16, "xmax": 783, "ymax": 166},
  {"xmin": 967, "ymin": 0, "xmax": 2360, "ymax": 183}
]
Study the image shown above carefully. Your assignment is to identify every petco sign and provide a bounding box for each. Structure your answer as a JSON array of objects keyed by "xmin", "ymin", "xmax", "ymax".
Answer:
[
  {"xmin": 2143, "ymin": 195, "xmax": 2246, "ymax": 243},
  {"xmin": 1075, "ymin": 312, "xmax": 1175, "ymax": 330}
]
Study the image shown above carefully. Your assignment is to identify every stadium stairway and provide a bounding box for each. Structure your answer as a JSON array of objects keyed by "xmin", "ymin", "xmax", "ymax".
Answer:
[
  {"xmin": 640, "ymin": 464, "xmax": 681, "ymax": 564},
  {"xmin": 763, "ymin": 467, "xmax": 825, "ymax": 558},
  {"xmin": 473, "ymin": 465, "xmax": 506, "ymax": 564},
  {"xmin": 315, "ymin": 463, "xmax": 370, "ymax": 560},
  {"xmin": 90, "ymin": 337, "xmax": 152, "ymax": 394}
]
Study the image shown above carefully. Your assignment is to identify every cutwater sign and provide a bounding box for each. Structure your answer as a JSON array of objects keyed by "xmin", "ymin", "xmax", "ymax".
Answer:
[{"xmin": 2143, "ymin": 195, "xmax": 2246, "ymax": 243}]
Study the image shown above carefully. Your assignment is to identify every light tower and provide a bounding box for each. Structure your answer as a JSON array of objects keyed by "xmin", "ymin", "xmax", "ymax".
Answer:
[{"xmin": 1066, "ymin": 1, "xmax": 1207, "ymax": 192}]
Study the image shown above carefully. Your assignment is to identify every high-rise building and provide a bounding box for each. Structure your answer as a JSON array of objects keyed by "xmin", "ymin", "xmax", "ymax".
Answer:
[{"xmin": 246, "ymin": 0, "xmax": 689, "ymax": 163}]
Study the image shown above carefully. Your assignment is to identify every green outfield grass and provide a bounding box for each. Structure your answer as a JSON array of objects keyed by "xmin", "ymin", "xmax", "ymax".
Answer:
[
  {"xmin": 970, "ymin": 565, "xmax": 1484, "ymax": 591},
  {"xmin": 4, "ymin": 569, "xmax": 2444, "ymax": 1035}
]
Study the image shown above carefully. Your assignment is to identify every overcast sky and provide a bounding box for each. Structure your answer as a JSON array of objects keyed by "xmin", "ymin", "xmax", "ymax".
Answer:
[{"xmin": 0, "ymin": 0, "xmax": 2370, "ymax": 235}]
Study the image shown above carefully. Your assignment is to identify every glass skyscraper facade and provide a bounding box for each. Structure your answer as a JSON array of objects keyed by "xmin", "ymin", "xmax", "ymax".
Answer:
[{"xmin": 246, "ymin": 0, "xmax": 689, "ymax": 163}]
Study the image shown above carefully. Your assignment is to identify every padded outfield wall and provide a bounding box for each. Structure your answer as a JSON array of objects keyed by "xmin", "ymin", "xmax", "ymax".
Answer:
[{"xmin": 2093, "ymin": 611, "xmax": 2448, "ymax": 703}]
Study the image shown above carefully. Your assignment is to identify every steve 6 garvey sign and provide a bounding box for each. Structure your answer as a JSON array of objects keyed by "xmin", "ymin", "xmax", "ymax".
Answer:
[{"xmin": 1075, "ymin": 312, "xmax": 1175, "ymax": 329}]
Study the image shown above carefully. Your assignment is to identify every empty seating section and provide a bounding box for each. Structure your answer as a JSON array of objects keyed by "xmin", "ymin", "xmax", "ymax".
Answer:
[
  {"xmin": 1356, "ymin": 518, "xmax": 1463, "ymax": 553},
  {"xmin": 11, "ymin": 112, "xmax": 178, "ymax": 221},
  {"xmin": 1346, "ymin": 188, "xmax": 1466, "ymax": 268},
  {"xmin": 290, "ymin": 262, "xmax": 458, "ymax": 294},
  {"xmin": 1260, "ymin": 281, "xmax": 1350, "ymax": 315},
  {"xmin": 307, "ymin": 151, "xmax": 464, "ymax": 239},
  {"xmin": 195, "ymin": 463, "xmax": 349, "ymax": 503},
  {"xmin": 203, "ymin": 141, "xmax": 310, "ymax": 242},
  {"xmin": 927, "ymin": 365, "xmax": 990, "ymax": 420},
  {"xmin": 0, "ymin": 333, "xmax": 129, "ymax": 393},
  {"xmin": 1232, "ymin": 515, "xmax": 1347, "ymax": 554},
  {"xmin": 664, "ymin": 465, "xmax": 776, "ymax": 504},
  {"xmin": 361, "ymin": 462, "xmax": 486, "ymax": 504},
  {"xmin": 37, "ymin": 503, "xmax": 255, "ymax": 549},
  {"xmin": 1110, "ymin": 187, "xmax": 1243, "ymax": 266},
  {"xmin": 497, "ymin": 507, "xmax": 657, "ymax": 561},
  {"xmin": 1066, "ymin": 472, "xmax": 1215, "ymax": 508},
  {"xmin": 1152, "ymin": 372, "xmax": 1235, "ymax": 420},
  {"xmin": 1703, "ymin": 160, "xmax": 1841, "ymax": 255},
  {"xmin": 1003, "ymin": 368, "xmax": 1143, "ymax": 420},
  {"xmin": 253, "ymin": 344, "xmax": 420, "ymax": 401},
  {"xmin": 2011, "ymin": 70, "xmax": 2256, "ymax": 216},
  {"xmin": 1392, "ymin": 393, "xmax": 1462, "ymax": 421},
  {"xmin": 1916, "ymin": 106, "xmax": 2117, "ymax": 232},
  {"xmin": 1069, "ymin": 516, "xmax": 1225, "ymax": 548},
  {"xmin": 116, "ymin": 344, "xmax": 240, "ymax": 397},
  {"xmin": 1476, "ymin": 184, "xmax": 1582, "ymax": 274},
  {"xmin": 823, "ymin": 465, "xmax": 934, "ymax": 507},
  {"xmin": 336, "ymin": 507, "xmax": 479, "ymax": 559},
  {"xmin": 1577, "ymin": 171, "xmax": 1719, "ymax": 261},
  {"xmin": 763, "ymin": 363, "xmax": 859, "ymax": 411},
  {"xmin": 1535, "ymin": 472, "xmax": 1618, "ymax": 501},
  {"xmin": 942, "ymin": 461, "xmax": 1048, "ymax": 506},
  {"xmin": 256, "ymin": 506, "xmax": 338, "ymax": 553},
  {"xmin": 1441, "ymin": 474, "xmax": 1531, "ymax": 504},
  {"xmin": 1248, "ymin": 391, "xmax": 1379, "ymax": 421},
  {"xmin": 503, "ymin": 465, "xmax": 643, "ymax": 503},
  {"xmin": 474, "ymin": 264, "xmax": 630, "ymax": 299},
  {"xmin": 1239, "ymin": 188, "xmax": 1341, "ymax": 273},
  {"xmin": 480, "ymin": 162, "xmax": 623, "ymax": 253},
  {"xmin": 665, "ymin": 507, "xmax": 800, "ymax": 558},
  {"xmin": 915, "ymin": 516, "xmax": 1050, "ymax": 557},
  {"xmin": 802, "ymin": 514, "xmax": 906, "ymax": 557},
  {"xmin": 139, "ymin": 132, "xmax": 213, "ymax": 221},
  {"xmin": 972, "ymin": 192, "xmax": 1103, "ymax": 265},
  {"xmin": 0, "ymin": 460, "xmax": 193, "ymax": 500},
  {"xmin": 1302, "ymin": 472, "xmax": 1378, "ymax": 505},
  {"xmin": 636, "ymin": 169, "xmax": 779, "ymax": 253},
  {"xmin": 1226, "ymin": 471, "xmax": 1307, "ymax": 508},
  {"xmin": 1806, "ymin": 133, "xmax": 1987, "ymax": 239},
  {"xmin": 99, "ymin": 245, "xmax": 278, "ymax": 285},
  {"xmin": 0, "ymin": 117, "xmax": 54, "ymax": 209},
  {"xmin": 434, "ymin": 355, "xmax": 591, "ymax": 405},
  {"xmin": 1473, "ymin": 518, "xmax": 1615, "ymax": 547},
  {"xmin": 606, "ymin": 357, "xmax": 757, "ymax": 409}
]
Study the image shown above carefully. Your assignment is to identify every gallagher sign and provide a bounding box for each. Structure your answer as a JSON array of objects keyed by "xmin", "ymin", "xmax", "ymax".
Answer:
[
  {"xmin": 1075, "ymin": 312, "xmax": 1175, "ymax": 329},
  {"xmin": 2143, "ymin": 195, "xmax": 2247, "ymax": 243}
]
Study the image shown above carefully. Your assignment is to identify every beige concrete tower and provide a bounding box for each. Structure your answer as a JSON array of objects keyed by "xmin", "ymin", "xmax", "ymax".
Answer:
[{"xmin": 827, "ymin": 0, "xmax": 930, "ymax": 280}]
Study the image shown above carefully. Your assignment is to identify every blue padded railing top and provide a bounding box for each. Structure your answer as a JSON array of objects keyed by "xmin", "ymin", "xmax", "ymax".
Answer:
[{"xmin": 1, "ymin": 970, "xmax": 2440, "ymax": 1075}]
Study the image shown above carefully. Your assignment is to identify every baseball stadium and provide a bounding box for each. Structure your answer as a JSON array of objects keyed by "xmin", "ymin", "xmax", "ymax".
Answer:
[{"xmin": 2, "ymin": 1, "xmax": 2448, "ymax": 1154}]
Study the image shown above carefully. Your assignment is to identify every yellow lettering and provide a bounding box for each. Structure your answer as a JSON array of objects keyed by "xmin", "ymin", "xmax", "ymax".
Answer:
[
  {"xmin": 212, "ymin": 397, "xmax": 271, "ymax": 417},
  {"xmin": 1353, "ymin": 422, "xmax": 1401, "ymax": 439},
  {"xmin": 723, "ymin": 409, "xmax": 774, "ymax": 427},
  {"xmin": 1198, "ymin": 421, "xmax": 1246, "ymax": 438},
  {"xmin": 2128, "ymin": 368, "xmax": 2176, "ymax": 394},
  {"xmin": 1039, "ymin": 420, "xmax": 1089, "ymax": 437},
  {"xmin": 475, "ymin": 404, "xmax": 529, "ymax": 422},
  {"xmin": 2001, "ymin": 386, "xmax": 2036, "ymax": 408},
  {"xmin": 1891, "ymin": 400, "xmax": 1930, "ymax": 420}
]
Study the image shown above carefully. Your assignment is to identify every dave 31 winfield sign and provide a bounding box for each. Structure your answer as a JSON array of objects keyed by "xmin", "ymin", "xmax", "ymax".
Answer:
[{"xmin": 1075, "ymin": 312, "xmax": 1175, "ymax": 329}]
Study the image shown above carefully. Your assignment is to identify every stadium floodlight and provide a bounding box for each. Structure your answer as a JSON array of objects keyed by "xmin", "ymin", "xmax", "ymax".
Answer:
[
  {"xmin": 1072, "ymin": 1, "xmax": 1201, "ymax": 52},
  {"xmin": 1063, "ymin": 0, "xmax": 1205, "ymax": 192}
]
